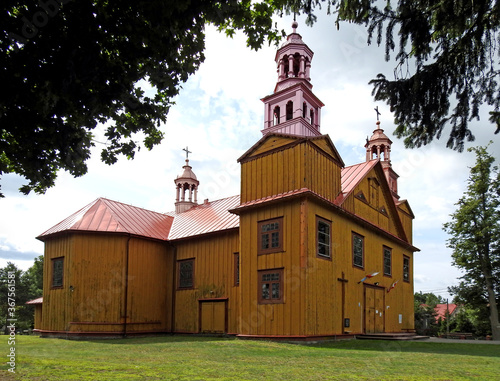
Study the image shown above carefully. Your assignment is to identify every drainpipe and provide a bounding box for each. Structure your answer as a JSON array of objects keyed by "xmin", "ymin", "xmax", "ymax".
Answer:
[{"xmin": 123, "ymin": 235, "xmax": 131, "ymax": 338}]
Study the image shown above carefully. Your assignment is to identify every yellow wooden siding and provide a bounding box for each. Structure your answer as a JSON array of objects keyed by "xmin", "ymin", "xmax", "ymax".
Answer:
[
  {"xmin": 305, "ymin": 199, "xmax": 415, "ymax": 335},
  {"xmin": 398, "ymin": 208, "xmax": 414, "ymax": 245},
  {"xmin": 41, "ymin": 235, "xmax": 74, "ymax": 332},
  {"xmin": 33, "ymin": 305, "xmax": 42, "ymax": 330},
  {"xmin": 67, "ymin": 234, "xmax": 126, "ymax": 333},
  {"xmin": 126, "ymin": 238, "xmax": 172, "ymax": 333},
  {"xmin": 246, "ymin": 136, "xmax": 298, "ymax": 158},
  {"xmin": 42, "ymin": 233, "xmax": 173, "ymax": 335},
  {"xmin": 239, "ymin": 199, "xmax": 306, "ymax": 336},
  {"xmin": 241, "ymin": 140, "xmax": 341, "ymax": 204},
  {"xmin": 173, "ymin": 231, "xmax": 239, "ymax": 334}
]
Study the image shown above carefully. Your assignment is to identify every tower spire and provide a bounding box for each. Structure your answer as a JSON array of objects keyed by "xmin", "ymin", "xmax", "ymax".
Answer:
[
  {"xmin": 364, "ymin": 113, "xmax": 399, "ymax": 199},
  {"xmin": 174, "ymin": 148, "xmax": 199, "ymax": 213},
  {"xmin": 260, "ymin": 21, "xmax": 324, "ymax": 137}
]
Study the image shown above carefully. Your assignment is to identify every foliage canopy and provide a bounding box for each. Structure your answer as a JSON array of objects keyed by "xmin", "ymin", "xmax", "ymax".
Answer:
[
  {"xmin": 2, "ymin": 0, "xmax": 500, "ymax": 196},
  {"xmin": 0, "ymin": 0, "xmax": 282, "ymax": 196},
  {"xmin": 443, "ymin": 143, "xmax": 500, "ymax": 340}
]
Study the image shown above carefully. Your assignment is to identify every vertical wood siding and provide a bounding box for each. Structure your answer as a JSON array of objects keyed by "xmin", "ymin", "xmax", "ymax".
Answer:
[
  {"xmin": 239, "ymin": 199, "xmax": 306, "ymax": 336},
  {"xmin": 42, "ymin": 233, "xmax": 173, "ymax": 335},
  {"xmin": 306, "ymin": 199, "xmax": 415, "ymax": 335},
  {"xmin": 241, "ymin": 138, "xmax": 341, "ymax": 204},
  {"xmin": 173, "ymin": 230, "xmax": 239, "ymax": 334}
]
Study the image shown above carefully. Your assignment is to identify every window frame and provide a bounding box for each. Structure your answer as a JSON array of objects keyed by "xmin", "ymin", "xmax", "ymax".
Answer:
[
  {"xmin": 177, "ymin": 258, "xmax": 195, "ymax": 290},
  {"xmin": 51, "ymin": 257, "xmax": 64, "ymax": 289},
  {"xmin": 257, "ymin": 217, "xmax": 283, "ymax": 255},
  {"xmin": 316, "ymin": 216, "xmax": 332, "ymax": 260},
  {"xmin": 258, "ymin": 268, "xmax": 284, "ymax": 304},
  {"xmin": 403, "ymin": 255, "xmax": 410, "ymax": 282},
  {"xmin": 383, "ymin": 246, "xmax": 392, "ymax": 276},
  {"xmin": 352, "ymin": 232, "xmax": 364, "ymax": 269}
]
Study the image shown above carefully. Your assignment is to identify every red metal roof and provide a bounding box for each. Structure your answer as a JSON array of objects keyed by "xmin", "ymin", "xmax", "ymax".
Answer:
[
  {"xmin": 26, "ymin": 297, "xmax": 43, "ymax": 305},
  {"xmin": 434, "ymin": 303, "xmax": 458, "ymax": 321},
  {"xmin": 166, "ymin": 195, "xmax": 240, "ymax": 240},
  {"xmin": 335, "ymin": 160, "xmax": 379, "ymax": 205},
  {"xmin": 37, "ymin": 198, "xmax": 174, "ymax": 241}
]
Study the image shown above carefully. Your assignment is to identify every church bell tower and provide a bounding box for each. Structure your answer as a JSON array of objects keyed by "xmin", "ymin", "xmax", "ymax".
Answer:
[
  {"xmin": 174, "ymin": 147, "xmax": 199, "ymax": 213},
  {"xmin": 261, "ymin": 21, "xmax": 324, "ymax": 137}
]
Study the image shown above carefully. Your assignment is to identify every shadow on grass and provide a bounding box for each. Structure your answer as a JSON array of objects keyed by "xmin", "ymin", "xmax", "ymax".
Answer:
[
  {"xmin": 61, "ymin": 333, "xmax": 235, "ymax": 345},
  {"xmin": 39, "ymin": 334, "xmax": 500, "ymax": 358},
  {"xmin": 309, "ymin": 339, "xmax": 500, "ymax": 358}
]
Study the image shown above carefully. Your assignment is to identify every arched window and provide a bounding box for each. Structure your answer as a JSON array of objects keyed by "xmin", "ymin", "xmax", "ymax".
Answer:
[
  {"xmin": 293, "ymin": 53, "xmax": 301, "ymax": 77},
  {"xmin": 310, "ymin": 109, "xmax": 314, "ymax": 126},
  {"xmin": 302, "ymin": 102, "xmax": 307, "ymax": 119},
  {"xmin": 283, "ymin": 55, "xmax": 289, "ymax": 78},
  {"xmin": 286, "ymin": 101, "xmax": 293, "ymax": 121},
  {"xmin": 273, "ymin": 106, "xmax": 280, "ymax": 125}
]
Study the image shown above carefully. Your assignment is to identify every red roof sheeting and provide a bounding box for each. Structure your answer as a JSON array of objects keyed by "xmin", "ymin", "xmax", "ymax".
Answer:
[
  {"xmin": 37, "ymin": 198, "xmax": 174, "ymax": 241},
  {"xmin": 335, "ymin": 160, "xmax": 378, "ymax": 205},
  {"xmin": 166, "ymin": 195, "xmax": 240, "ymax": 240},
  {"xmin": 26, "ymin": 297, "xmax": 43, "ymax": 305},
  {"xmin": 434, "ymin": 303, "xmax": 458, "ymax": 320}
]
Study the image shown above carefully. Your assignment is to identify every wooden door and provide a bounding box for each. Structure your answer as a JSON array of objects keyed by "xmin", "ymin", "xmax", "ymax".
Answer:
[
  {"xmin": 199, "ymin": 300, "xmax": 227, "ymax": 333},
  {"xmin": 364, "ymin": 286, "xmax": 385, "ymax": 333}
]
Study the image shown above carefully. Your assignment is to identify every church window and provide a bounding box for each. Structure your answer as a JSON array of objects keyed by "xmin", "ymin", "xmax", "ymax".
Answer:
[
  {"xmin": 310, "ymin": 109, "xmax": 314, "ymax": 126},
  {"xmin": 258, "ymin": 217, "xmax": 283, "ymax": 255},
  {"xmin": 403, "ymin": 256, "xmax": 410, "ymax": 282},
  {"xmin": 317, "ymin": 217, "xmax": 331, "ymax": 259},
  {"xmin": 352, "ymin": 233, "xmax": 364, "ymax": 268},
  {"xmin": 293, "ymin": 53, "xmax": 300, "ymax": 77},
  {"xmin": 51, "ymin": 257, "xmax": 64, "ymax": 288},
  {"xmin": 302, "ymin": 102, "xmax": 307, "ymax": 118},
  {"xmin": 286, "ymin": 101, "xmax": 293, "ymax": 120},
  {"xmin": 383, "ymin": 246, "xmax": 392, "ymax": 276},
  {"xmin": 178, "ymin": 259, "xmax": 194, "ymax": 289},
  {"xmin": 273, "ymin": 106, "xmax": 280, "ymax": 125},
  {"xmin": 234, "ymin": 253, "xmax": 240, "ymax": 286},
  {"xmin": 258, "ymin": 269, "xmax": 283, "ymax": 304}
]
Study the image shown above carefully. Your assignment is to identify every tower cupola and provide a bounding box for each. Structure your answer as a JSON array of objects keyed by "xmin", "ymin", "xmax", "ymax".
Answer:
[
  {"xmin": 261, "ymin": 21, "xmax": 324, "ymax": 137},
  {"xmin": 365, "ymin": 115, "xmax": 399, "ymax": 199},
  {"xmin": 174, "ymin": 147, "xmax": 199, "ymax": 213}
]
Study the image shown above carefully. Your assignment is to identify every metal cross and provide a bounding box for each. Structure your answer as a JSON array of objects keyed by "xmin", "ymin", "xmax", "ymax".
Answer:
[
  {"xmin": 374, "ymin": 106, "xmax": 381, "ymax": 121},
  {"xmin": 182, "ymin": 146, "xmax": 192, "ymax": 160}
]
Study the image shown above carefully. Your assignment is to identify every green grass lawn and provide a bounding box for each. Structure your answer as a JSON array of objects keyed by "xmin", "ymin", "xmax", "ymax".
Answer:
[{"xmin": 1, "ymin": 335, "xmax": 499, "ymax": 380}]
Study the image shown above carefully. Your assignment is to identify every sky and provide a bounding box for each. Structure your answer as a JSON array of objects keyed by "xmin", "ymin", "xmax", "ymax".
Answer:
[{"xmin": 1, "ymin": 14, "xmax": 499, "ymax": 301}]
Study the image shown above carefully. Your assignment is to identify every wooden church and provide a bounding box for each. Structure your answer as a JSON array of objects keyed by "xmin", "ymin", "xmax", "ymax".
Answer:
[{"xmin": 35, "ymin": 22, "xmax": 418, "ymax": 339}]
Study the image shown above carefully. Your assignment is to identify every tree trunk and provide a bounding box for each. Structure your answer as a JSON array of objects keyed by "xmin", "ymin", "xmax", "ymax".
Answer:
[{"xmin": 485, "ymin": 275, "xmax": 500, "ymax": 340}]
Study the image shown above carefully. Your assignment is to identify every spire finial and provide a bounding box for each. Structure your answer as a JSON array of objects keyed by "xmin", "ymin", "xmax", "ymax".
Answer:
[
  {"xmin": 292, "ymin": 19, "xmax": 298, "ymax": 33},
  {"xmin": 374, "ymin": 106, "xmax": 381, "ymax": 122}
]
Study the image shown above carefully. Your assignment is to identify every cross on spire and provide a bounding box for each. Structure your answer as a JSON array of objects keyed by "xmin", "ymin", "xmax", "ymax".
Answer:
[
  {"xmin": 182, "ymin": 146, "xmax": 192, "ymax": 160},
  {"xmin": 374, "ymin": 106, "xmax": 381, "ymax": 121}
]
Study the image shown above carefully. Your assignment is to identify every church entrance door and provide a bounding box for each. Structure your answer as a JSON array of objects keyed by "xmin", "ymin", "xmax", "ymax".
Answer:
[{"xmin": 364, "ymin": 285, "xmax": 385, "ymax": 333}]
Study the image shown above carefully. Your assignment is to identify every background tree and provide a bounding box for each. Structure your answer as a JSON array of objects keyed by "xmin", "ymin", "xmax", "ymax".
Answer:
[
  {"xmin": 1, "ymin": 0, "xmax": 282, "ymax": 197},
  {"xmin": 280, "ymin": 0, "xmax": 500, "ymax": 151},
  {"xmin": 414, "ymin": 292, "xmax": 441, "ymax": 336},
  {"xmin": 443, "ymin": 143, "xmax": 500, "ymax": 340},
  {"xmin": 0, "ymin": 257, "xmax": 43, "ymax": 331}
]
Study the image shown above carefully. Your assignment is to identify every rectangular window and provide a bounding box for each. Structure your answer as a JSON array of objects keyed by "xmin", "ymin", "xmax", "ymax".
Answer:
[
  {"xmin": 258, "ymin": 217, "xmax": 283, "ymax": 254},
  {"xmin": 258, "ymin": 269, "xmax": 283, "ymax": 304},
  {"xmin": 234, "ymin": 253, "xmax": 240, "ymax": 286},
  {"xmin": 403, "ymin": 255, "xmax": 410, "ymax": 282},
  {"xmin": 383, "ymin": 246, "xmax": 392, "ymax": 276},
  {"xmin": 178, "ymin": 259, "xmax": 194, "ymax": 289},
  {"xmin": 51, "ymin": 257, "xmax": 64, "ymax": 288},
  {"xmin": 352, "ymin": 233, "xmax": 364, "ymax": 268},
  {"xmin": 317, "ymin": 217, "xmax": 331, "ymax": 259}
]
